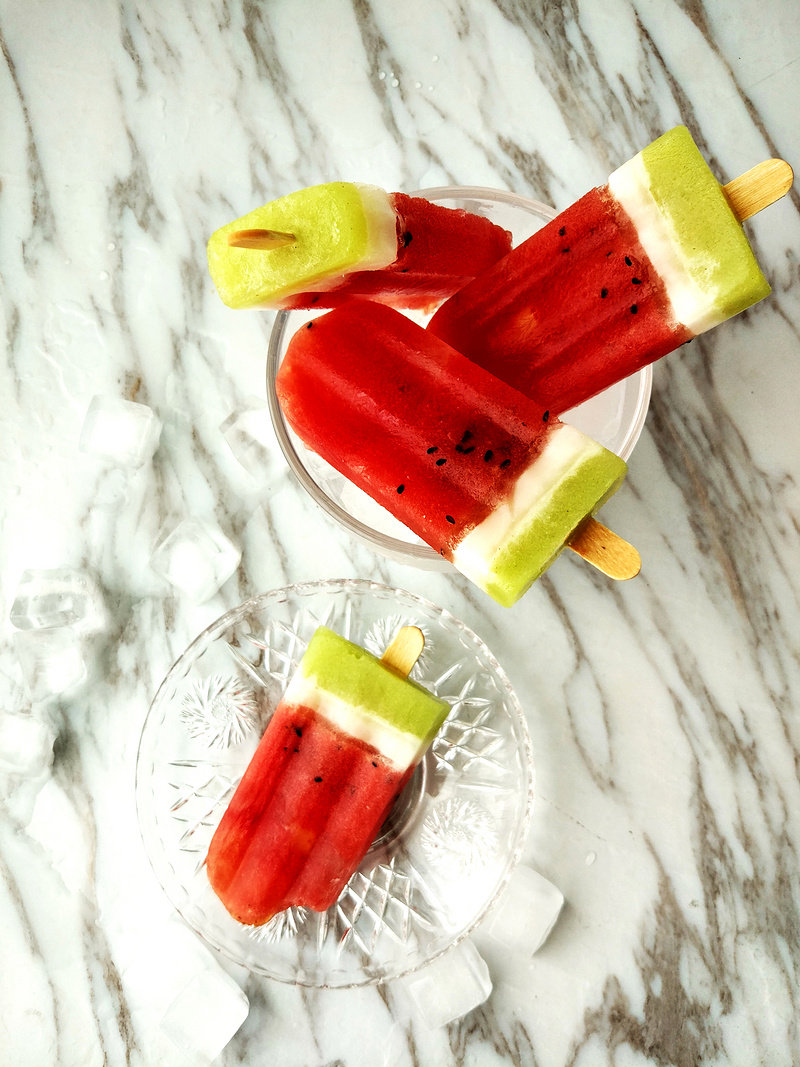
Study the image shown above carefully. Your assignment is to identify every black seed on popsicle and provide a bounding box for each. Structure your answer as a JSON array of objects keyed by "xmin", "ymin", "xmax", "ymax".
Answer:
[
  {"xmin": 402, "ymin": 231, "xmax": 413, "ymax": 246},
  {"xmin": 436, "ymin": 457, "xmax": 447, "ymax": 466},
  {"xmin": 294, "ymin": 726, "xmax": 303, "ymax": 737},
  {"xmin": 561, "ymin": 246, "xmax": 570, "ymax": 253},
  {"xmin": 500, "ymin": 459, "xmax": 511, "ymax": 469},
  {"xmin": 543, "ymin": 410, "xmax": 550, "ymax": 422},
  {"xmin": 484, "ymin": 449, "xmax": 493, "ymax": 461},
  {"xmin": 446, "ymin": 515, "xmax": 455, "ymax": 524},
  {"xmin": 558, "ymin": 226, "xmax": 566, "ymax": 236},
  {"xmin": 460, "ymin": 430, "xmax": 474, "ymax": 442},
  {"xmin": 600, "ymin": 288, "xmax": 608, "ymax": 298},
  {"xmin": 314, "ymin": 776, "xmax": 323, "ymax": 782},
  {"xmin": 397, "ymin": 484, "xmax": 405, "ymax": 494},
  {"xmin": 625, "ymin": 255, "xmax": 632, "ymax": 266},
  {"xmin": 371, "ymin": 760, "xmax": 377, "ymax": 767},
  {"xmin": 427, "ymin": 446, "xmax": 438, "ymax": 454},
  {"xmin": 632, "ymin": 277, "xmax": 642, "ymax": 285},
  {"xmin": 305, "ymin": 321, "xmax": 314, "ymax": 329},
  {"xmin": 455, "ymin": 444, "xmax": 475, "ymax": 454},
  {"xmin": 630, "ymin": 304, "xmax": 638, "ymax": 314}
]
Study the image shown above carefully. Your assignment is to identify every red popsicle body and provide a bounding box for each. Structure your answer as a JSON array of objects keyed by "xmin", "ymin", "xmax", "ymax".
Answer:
[
  {"xmin": 427, "ymin": 187, "xmax": 692, "ymax": 414},
  {"xmin": 276, "ymin": 299, "xmax": 556, "ymax": 559},
  {"xmin": 207, "ymin": 699, "xmax": 409, "ymax": 925}
]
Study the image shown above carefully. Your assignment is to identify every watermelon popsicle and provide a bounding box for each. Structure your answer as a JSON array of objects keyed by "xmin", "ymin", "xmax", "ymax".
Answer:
[
  {"xmin": 428, "ymin": 126, "xmax": 791, "ymax": 415},
  {"xmin": 206, "ymin": 181, "xmax": 512, "ymax": 312},
  {"xmin": 206, "ymin": 624, "xmax": 449, "ymax": 926},
  {"xmin": 275, "ymin": 300, "xmax": 637, "ymax": 607}
]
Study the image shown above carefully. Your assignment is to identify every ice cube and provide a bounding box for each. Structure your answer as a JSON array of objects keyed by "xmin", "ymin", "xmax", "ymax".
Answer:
[
  {"xmin": 159, "ymin": 964, "xmax": 249, "ymax": 1061},
  {"xmin": 0, "ymin": 711, "xmax": 55, "ymax": 777},
  {"xmin": 477, "ymin": 865, "xmax": 564, "ymax": 955},
  {"xmin": 13, "ymin": 628, "xmax": 87, "ymax": 703},
  {"xmin": 10, "ymin": 568, "xmax": 107, "ymax": 633},
  {"xmin": 79, "ymin": 394, "xmax": 161, "ymax": 468},
  {"xmin": 151, "ymin": 518, "xmax": 241, "ymax": 602},
  {"xmin": 396, "ymin": 939, "xmax": 491, "ymax": 1029},
  {"xmin": 114, "ymin": 913, "xmax": 249, "ymax": 1062},
  {"xmin": 220, "ymin": 400, "xmax": 275, "ymax": 480}
]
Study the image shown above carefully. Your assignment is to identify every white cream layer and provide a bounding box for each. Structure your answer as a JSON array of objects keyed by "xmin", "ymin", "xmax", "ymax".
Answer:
[
  {"xmin": 355, "ymin": 183, "xmax": 403, "ymax": 267},
  {"xmin": 608, "ymin": 155, "xmax": 723, "ymax": 334},
  {"xmin": 451, "ymin": 423, "xmax": 603, "ymax": 587},
  {"xmin": 283, "ymin": 671, "xmax": 424, "ymax": 771}
]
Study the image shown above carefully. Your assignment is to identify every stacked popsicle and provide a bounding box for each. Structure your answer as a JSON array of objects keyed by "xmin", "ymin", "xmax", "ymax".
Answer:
[
  {"xmin": 207, "ymin": 181, "xmax": 512, "ymax": 311},
  {"xmin": 428, "ymin": 126, "xmax": 779, "ymax": 414},
  {"xmin": 276, "ymin": 299, "xmax": 628, "ymax": 608}
]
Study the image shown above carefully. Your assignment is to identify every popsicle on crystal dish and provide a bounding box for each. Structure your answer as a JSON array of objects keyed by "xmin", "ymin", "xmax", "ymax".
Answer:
[
  {"xmin": 206, "ymin": 624, "xmax": 449, "ymax": 926},
  {"xmin": 275, "ymin": 300, "xmax": 636, "ymax": 607},
  {"xmin": 428, "ymin": 126, "xmax": 791, "ymax": 415},
  {"xmin": 206, "ymin": 181, "xmax": 512, "ymax": 312}
]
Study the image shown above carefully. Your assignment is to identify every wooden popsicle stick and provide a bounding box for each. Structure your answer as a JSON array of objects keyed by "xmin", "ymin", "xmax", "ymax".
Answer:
[
  {"xmin": 226, "ymin": 228, "xmax": 296, "ymax": 250},
  {"xmin": 723, "ymin": 159, "xmax": 793, "ymax": 222},
  {"xmin": 381, "ymin": 625, "xmax": 425, "ymax": 677},
  {"xmin": 567, "ymin": 517, "xmax": 641, "ymax": 581}
]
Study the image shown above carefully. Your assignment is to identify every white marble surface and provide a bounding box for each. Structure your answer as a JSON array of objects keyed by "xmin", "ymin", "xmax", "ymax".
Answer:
[{"xmin": 2, "ymin": 0, "xmax": 799, "ymax": 1064}]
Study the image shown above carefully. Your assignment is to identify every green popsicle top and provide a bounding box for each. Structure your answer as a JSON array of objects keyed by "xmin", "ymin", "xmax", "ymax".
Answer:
[
  {"xmin": 487, "ymin": 444, "xmax": 626, "ymax": 607},
  {"xmin": 206, "ymin": 182, "xmax": 397, "ymax": 309},
  {"xmin": 452, "ymin": 424, "xmax": 628, "ymax": 608},
  {"xmin": 637, "ymin": 126, "xmax": 770, "ymax": 323},
  {"xmin": 298, "ymin": 626, "xmax": 449, "ymax": 746}
]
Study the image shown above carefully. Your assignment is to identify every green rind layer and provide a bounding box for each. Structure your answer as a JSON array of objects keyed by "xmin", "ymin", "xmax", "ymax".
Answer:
[
  {"xmin": 299, "ymin": 626, "xmax": 450, "ymax": 745},
  {"xmin": 641, "ymin": 126, "xmax": 770, "ymax": 318},
  {"xmin": 485, "ymin": 450, "xmax": 628, "ymax": 608},
  {"xmin": 207, "ymin": 183, "xmax": 373, "ymax": 308}
]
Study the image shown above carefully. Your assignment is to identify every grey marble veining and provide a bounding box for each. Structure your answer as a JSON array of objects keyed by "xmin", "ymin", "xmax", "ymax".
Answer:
[{"xmin": 1, "ymin": 0, "xmax": 799, "ymax": 1064}]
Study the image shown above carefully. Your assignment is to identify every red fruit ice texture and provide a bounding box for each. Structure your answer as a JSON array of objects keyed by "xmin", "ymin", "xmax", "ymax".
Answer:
[
  {"xmin": 280, "ymin": 193, "xmax": 512, "ymax": 311},
  {"xmin": 427, "ymin": 186, "xmax": 692, "ymax": 414},
  {"xmin": 206, "ymin": 699, "xmax": 410, "ymax": 925},
  {"xmin": 275, "ymin": 299, "xmax": 557, "ymax": 560}
]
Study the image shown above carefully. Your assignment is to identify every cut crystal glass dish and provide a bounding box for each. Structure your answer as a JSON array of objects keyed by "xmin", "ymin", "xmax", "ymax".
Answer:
[
  {"xmin": 136, "ymin": 579, "xmax": 534, "ymax": 988},
  {"xmin": 266, "ymin": 186, "xmax": 652, "ymax": 567}
]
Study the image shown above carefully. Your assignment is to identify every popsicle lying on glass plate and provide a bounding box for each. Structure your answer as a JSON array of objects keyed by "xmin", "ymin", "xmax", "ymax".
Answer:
[{"xmin": 206, "ymin": 624, "xmax": 449, "ymax": 926}]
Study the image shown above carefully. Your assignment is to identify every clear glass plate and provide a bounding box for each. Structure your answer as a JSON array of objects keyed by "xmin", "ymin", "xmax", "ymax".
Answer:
[
  {"xmin": 266, "ymin": 186, "xmax": 652, "ymax": 567},
  {"xmin": 135, "ymin": 579, "xmax": 534, "ymax": 988}
]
